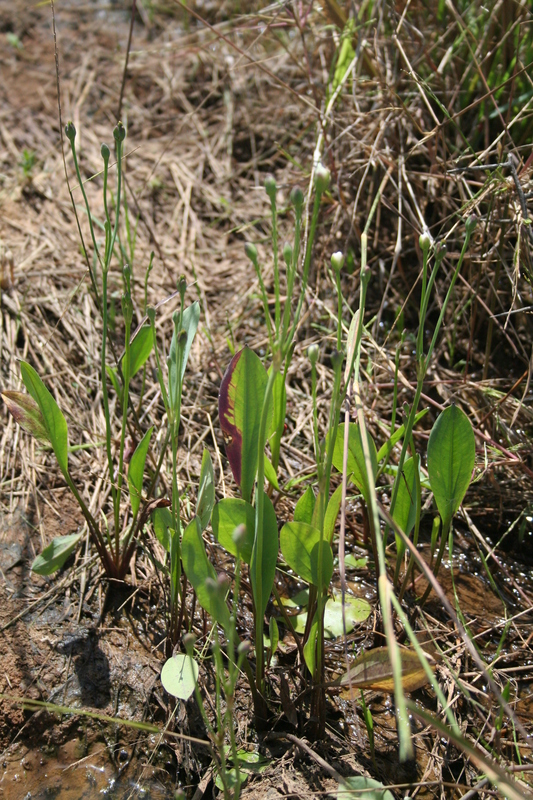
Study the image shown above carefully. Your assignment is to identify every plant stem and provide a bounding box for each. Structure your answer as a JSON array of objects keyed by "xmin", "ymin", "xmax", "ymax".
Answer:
[{"xmin": 252, "ymin": 353, "xmax": 280, "ymax": 700}]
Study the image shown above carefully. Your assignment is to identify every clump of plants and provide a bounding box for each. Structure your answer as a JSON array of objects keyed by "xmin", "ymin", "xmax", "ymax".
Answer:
[{"xmin": 3, "ymin": 114, "xmax": 527, "ymax": 799}]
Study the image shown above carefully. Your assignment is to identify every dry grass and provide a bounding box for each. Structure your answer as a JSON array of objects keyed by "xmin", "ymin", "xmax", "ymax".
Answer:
[{"xmin": 1, "ymin": 0, "xmax": 533, "ymax": 797}]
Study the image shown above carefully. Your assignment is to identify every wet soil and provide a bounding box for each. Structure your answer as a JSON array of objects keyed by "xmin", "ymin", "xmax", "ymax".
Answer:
[{"xmin": 1, "ymin": 491, "xmax": 533, "ymax": 799}]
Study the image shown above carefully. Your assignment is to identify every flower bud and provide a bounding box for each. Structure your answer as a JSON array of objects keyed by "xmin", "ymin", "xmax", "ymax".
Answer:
[
  {"xmin": 244, "ymin": 242, "xmax": 258, "ymax": 263},
  {"xmin": 419, "ymin": 232, "xmax": 431, "ymax": 253},
  {"xmin": 264, "ymin": 175, "xmax": 277, "ymax": 200},
  {"xmin": 237, "ymin": 640, "xmax": 251, "ymax": 656},
  {"xmin": 290, "ymin": 186, "xmax": 304, "ymax": 211},
  {"xmin": 65, "ymin": 121, "xmax": 76, "ymax": 143},
  {"xmin": 177, "ymin": 275, "xmax": 187, "ymax": 301},
  {"xmin": 205, "ymin": 577, "xmax": 218, "ymax": 598},
  {"xmin": 331, "ymin": 251, "xmax": 344, "ymax": 273},
  {"xmin": 113, "ymin": 121, "xmax": 126, "ymax": 143},
  {"xmin": 232, "ymin": 524, "xmax": 248, "ymax": 553},
  {"xmin": 101, "ymin": 143, "xmax": 110, "ymax": 164},
  {"xmin": 146, "ymin": 306, "xmax": 156, "ymax": 325},
  {"xmin": 314, "ymin": 163, "xmax": 331, "ymax": 194},
  {"xmin": 435, "ymin": 242, "xmax": 447, "ymax": 262},
  {"xmin": 217, "ymin": 572, "xmax": 231, "ymax": 593},
  {"xmin": 308, "ymin": 343, "xmax": 319, "ymax": 366},
  {"xmin": 465, "ymin": 214, "xmax": 478, "ymax": 234},
  {"xmin": 182, "ymin": 632, "xmax": 196, "ymax": 653}
]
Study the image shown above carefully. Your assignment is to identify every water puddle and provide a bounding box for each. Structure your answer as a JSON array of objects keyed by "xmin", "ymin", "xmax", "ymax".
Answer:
[{"xmin": 0, "ymin": 738, "xmax": 177, "ymax": 799}]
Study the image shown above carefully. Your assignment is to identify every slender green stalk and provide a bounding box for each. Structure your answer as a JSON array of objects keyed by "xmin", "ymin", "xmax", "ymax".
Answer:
[
  {"xmin": 389, "ymin": 219, "xmax": 476, "ymax": 585},
  {"xmin": 114, "ymin": 272, "xmax": 133, "ymax": 550},
  {"xmin": 65, "ymin": 123, "xmax": 102, "ymax": 276},
  {"xmin": 169, "ymin": 306, "xmax": 186, "ymax": 645},
  {"xmin": 311, "ymin": 352, "xmax": 343, "ymax": 731},
  {"xmin": 352, "ymin": 218, "xmax": 413, "ymax": 759},
  {"xmin": 265, "ymin": 177, "xmax": 280, "ymax": 336}
]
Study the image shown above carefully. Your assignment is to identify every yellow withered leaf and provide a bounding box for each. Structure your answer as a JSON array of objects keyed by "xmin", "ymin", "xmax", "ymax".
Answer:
[{"xmin": 337, "ymin": 646, "xmax": 436, "ymax": 693}]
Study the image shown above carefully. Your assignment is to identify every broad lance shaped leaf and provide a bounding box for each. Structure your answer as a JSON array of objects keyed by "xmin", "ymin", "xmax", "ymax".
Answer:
[
  {"xmin": 32, "ymin": 532, "xmax": 82, "ymax": 575},
  {"xmin": 182, "ymin": 517, "xmax": 230, "ymax": 631},
  {"xmin": 218, "ymin": 347, "xmax": 269, "ymax": 503},
  {"xmin": 294, "ymin": 486, "xmax": 315, "ymax": 525},
  {"xmin": 153, "ymin": 506, "xmax": 173, "ymax": 552},
  {"xmin": 280, "ymin": 521, "xmax": 333, "ymax": 588},
  {"xmin": 20, "ymin": 361, "xmax": 70, "ymax": 478},
  {"xmin": 126, "ymin": 324, "xmax": 153, "ymax": 381},
  {"xmin": 196, "ymin": 448, "xmax": 215, "ymax": 531},
  {"xmin": 250, "ymin": 494, "xmax": 278, "ymax": 619},
  {"xmin": 392, "ymin": 456, "xmax": 419, "ymax": 538},
  {"xmin": 127, "ymin": 426, "xmax": 153, "ymax": 517},
  {"xmin": 168, "ymin": 301, "xmax": 200, "ymax": 410},
  {"xmin": 427, "ymin": 404, "xmax": 475, "ymax": 529},
  {"xmin": 2, "ymin": 391, "xmax": 49, "ymax": 441},
  {"xmin": 110, "ymin": 325, "xmax": 155, "ymax": 393}
]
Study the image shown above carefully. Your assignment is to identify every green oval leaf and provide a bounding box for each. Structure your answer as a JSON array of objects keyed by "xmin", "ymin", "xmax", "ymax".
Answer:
[
  {"xmin": 32, "ymin": 533, "xmax": 82, "ymax": 575},
  {"xmin": 212, "ymin": 497, "xmax": 255, "ymax": 563},
  {"xmin": 293, "ymin": 594, "xmax": 371, "ymax": 638},
  {"xmin": 20, "ymin": 362, "xmax": 69, "ymax": 478},
  {"xmin": 127, "ymin": 426, "xmax": 153, "ymax": 517},
  {"xmin": 161, "ymin": 653, "xmax": 198, "ymax": 700},
  {"xmin": 337, "ymin": 776, "xmax": 395, "ymax": 800},
  {"xmin": 280, "ymin": 522, "xmax": 333, "ymax": 588},
  {"xmin": 427, "ymin": 405, "xmax": 475, "ymax": 528},
  {"xmin": 323, "ymin": 593, "xmax": 371, "ymax": 638},
  {"xmin": 218, "ymin": 347, "xmax": 269, "ymax": 503}
]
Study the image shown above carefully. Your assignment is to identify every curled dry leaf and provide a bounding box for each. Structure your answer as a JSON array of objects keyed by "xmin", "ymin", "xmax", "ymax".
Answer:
[{"xmin": 337, "ymin": 645, "xmax": 437, "ymax": 693}]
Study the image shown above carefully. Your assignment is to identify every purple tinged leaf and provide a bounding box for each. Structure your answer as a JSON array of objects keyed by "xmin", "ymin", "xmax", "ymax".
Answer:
[
  {"xmin": 218, "ymin": 347, "xmax": 268, "ymax": 503},
  {"xmin": 2, "ymin": 391, "xmax": 50, "ymax": 442}
]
